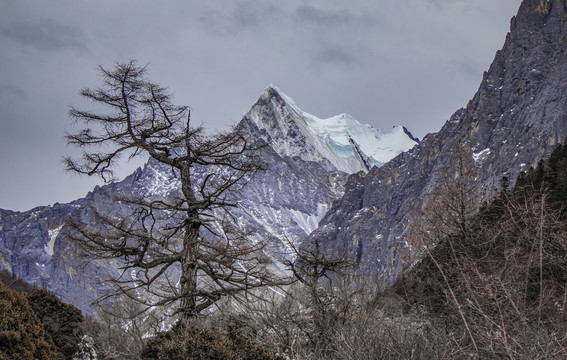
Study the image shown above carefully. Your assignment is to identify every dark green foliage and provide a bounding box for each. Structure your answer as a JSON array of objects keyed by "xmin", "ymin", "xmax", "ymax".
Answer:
[
  {"xmin": 0, "ymin": 277, "xmax": 85, "ymax": 360},
  {"xmin": 517, "ymin": 141, "xmax": 567, "ymax": 210},
  {"xmin": 0, "ymin": 280, "xmax": 53, "ymax": 360},
  {"xmin": 0, "ymin": 270, "xmax": 37, "ymax": 293},
  {"xmin": 141, "ymin": 322, "xmax": 282, "ymax": 360},
  {"xmin": 27, "ymin": 289, "xmax": 84, "ymax": 360}
]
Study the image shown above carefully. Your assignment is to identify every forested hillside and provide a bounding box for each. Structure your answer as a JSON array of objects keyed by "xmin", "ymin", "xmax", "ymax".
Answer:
[
  {"xmin": 0, "ymin": 272, "xmax": 85, "ymax": 360},
  {"xmin": 395, "ymin": 141, "xmax": 567, "ymax": 358}
]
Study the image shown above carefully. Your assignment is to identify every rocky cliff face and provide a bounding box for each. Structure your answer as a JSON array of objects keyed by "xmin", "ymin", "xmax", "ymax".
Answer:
[
  {"xmin": 304, "ymin": 0, "xmax": 567, "ymax": 283},
  {"xmin": 0, "ymin": 86, "xmax": 415, "ymax": 314}
]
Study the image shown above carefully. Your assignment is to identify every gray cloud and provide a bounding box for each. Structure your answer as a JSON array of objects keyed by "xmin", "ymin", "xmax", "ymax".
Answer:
[
  {"xmin": 0, "ymin": 84, "xmax": 27, "ymax": 99},
  {"xmin": 0, "ymin": 19, "xmax": 88, "ymax": 53},
  {"xmin": 296, "ymin": 5, "xmax": 351, "ymax": 24},
  {"xmin": 424, "ymin": 0, "xmax": 465, "ymax": 8},
  {"xmin": 295, "ymin": 5, "xmax": 368, "ymax": 26},
  {"xmin": 450, "ymin": 59, "xmax": 485, "ymax": 78},
  {"xmin": 200, "ymin": 1, "xmax": 280, "ymax": 35},
  {"xmin": 232, "ymin": 2, "xmax": 280, "ymax": 29},
  {"xmin": 315, "ymin": 44, "xmax": 357, "ymax": 65}
]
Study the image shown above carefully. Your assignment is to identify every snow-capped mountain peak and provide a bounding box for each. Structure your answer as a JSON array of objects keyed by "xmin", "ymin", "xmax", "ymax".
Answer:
[{"xmin": 246, "ymin": 85, "xmax": 418, "ymax": 173}]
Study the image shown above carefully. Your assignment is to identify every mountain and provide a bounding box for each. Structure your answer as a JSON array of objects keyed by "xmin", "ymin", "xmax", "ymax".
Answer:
[
  {"xmin": 0, "ymin": 85, "xmax": 416, "ymax": 314},
  {"xmin": 304, "ymin": 0, "xmax": 567, "ymax": 283},
  {"xmin": 246, "ymin": 85, "xmax": 418, "ymax": 173}
]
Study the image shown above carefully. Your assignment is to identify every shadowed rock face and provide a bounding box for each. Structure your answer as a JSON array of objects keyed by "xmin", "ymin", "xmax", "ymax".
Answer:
[{"xmin": 304, "ymin": 0, "xmax": 567, "ymax": 283}]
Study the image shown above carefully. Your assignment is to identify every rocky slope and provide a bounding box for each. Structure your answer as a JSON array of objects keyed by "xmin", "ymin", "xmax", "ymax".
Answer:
[
  {"xmin": 304, "ymin": 0, "xmax": 567, "ymax": 283},
  {"xmin": 0, "ymin": 86, "xmax": 416, "ymax": 313}
]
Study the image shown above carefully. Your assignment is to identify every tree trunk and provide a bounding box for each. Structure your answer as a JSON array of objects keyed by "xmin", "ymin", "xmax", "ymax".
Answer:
[{"xmin": 179, "ymin": 163, "xmax": 200, "ymax": 319}]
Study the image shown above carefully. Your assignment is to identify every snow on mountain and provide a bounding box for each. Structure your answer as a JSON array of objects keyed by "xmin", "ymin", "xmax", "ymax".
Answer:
[
  {"xmin": 303, "ymin": 114, "xmax": 418, "ymax": 168},
  {"xmin": 246, "ymin": 85, "xmax": 418, "ymax": 173}
]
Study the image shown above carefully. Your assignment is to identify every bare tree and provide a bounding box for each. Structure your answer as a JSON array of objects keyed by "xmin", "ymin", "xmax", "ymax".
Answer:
[
  {"xmin": 419, "ymin": 141, "xmax": 479, "ymax": 242},
  {"xmin": 83, "ymin": 293, "xmax": 151, "ymax": 360},
  {"xmin": 65, "ymin": 61, "xmax": 282, "ymax": 320},
  {"xmin": 283, "ymin": 240, "xmax": 358, "ymax": 354},
  {"xmin": 409, "ymin": 141, "xmax": 481, "ymax": 353}
]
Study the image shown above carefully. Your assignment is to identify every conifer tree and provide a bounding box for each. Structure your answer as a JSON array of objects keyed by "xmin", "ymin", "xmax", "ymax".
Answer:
[{"xmin": 65, "ymin": 61, "xmax": 282, "ymax": 320}]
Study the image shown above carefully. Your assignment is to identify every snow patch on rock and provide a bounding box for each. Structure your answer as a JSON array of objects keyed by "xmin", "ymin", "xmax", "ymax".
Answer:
[{"xmin": 45, "ymin": 225, "xmax": 62, "ymax": 256}]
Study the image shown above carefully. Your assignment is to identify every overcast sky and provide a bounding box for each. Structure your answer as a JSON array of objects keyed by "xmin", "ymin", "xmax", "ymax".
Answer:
[{"xmin": 0, "ymin": 0, "xmax": 522, "ymax": 211}]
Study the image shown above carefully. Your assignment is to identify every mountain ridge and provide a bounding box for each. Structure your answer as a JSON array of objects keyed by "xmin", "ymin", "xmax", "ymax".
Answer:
[{"xmin": 247, "ymin": 85, "xmax": 417, "ymax": 173}]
